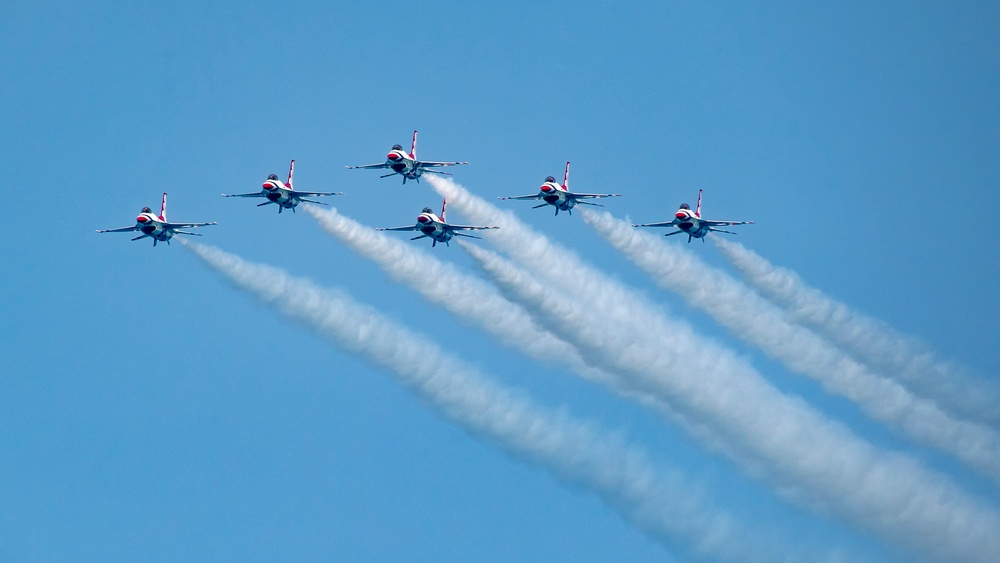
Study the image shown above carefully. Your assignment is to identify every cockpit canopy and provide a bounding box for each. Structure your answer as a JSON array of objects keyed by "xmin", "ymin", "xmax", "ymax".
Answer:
[
  {"xmin": 267, "ymin": 174, "xmax": 278, "ymax": 181},
  {"xmin": 421, "ymin": 207, "xmax": 433, "ymax": 214},
  {"xmin": 141, "ymin": 207, "xmax": 152, "ymax": 213},
  {"xmin": 392, "ymin": 144, "xmax": 403, "ymax": 151},
  {"xmin": 679, "ymin": 203, "xmax": 690, "ymax": 210},
  {"xmin": 545, "ymin": 176, "xmax": 556, "ymax": 183}
]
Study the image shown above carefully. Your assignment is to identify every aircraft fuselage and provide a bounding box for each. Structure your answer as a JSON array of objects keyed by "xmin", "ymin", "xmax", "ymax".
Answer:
[
  {"xmin": 262, "ymin": 179, "xmax": 300, "ymax": 210},
  {"xmin": 417, "ymin": 215, "xmax": 453, "ymax": 244},
  {"xmin": 675, "ymin": 219, "xmax": 710, "ymax": 238},
  {"xmin": 539, "ymin": 182, "xmax": 575, "ymax": 212},
  {"xmin": 135, "ymin": 214, "xmax": 174, "ymax": 243}
]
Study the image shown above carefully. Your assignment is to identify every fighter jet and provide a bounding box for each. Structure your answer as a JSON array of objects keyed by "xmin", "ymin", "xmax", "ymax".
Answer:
[
  {"xmin": 223, "ymin": 160, "xmax": 342, "ymax": 213},
  {"xmin": 346, "ymin": 130, "xmax": 467, "ymax": 184},
  {"xmin": 377, "ymin": 199, "xmax": 498, "ymax": 247},
  {"xmin": 632, "ymin": 189, "xmax": 753, "ymax": 242},
  {"xmin": 498, "ymin": 162, "xmax": 620, "ymax": 215},
  {"xmin": 96, "ymin": 193, "xmax": 216, "ymax": 247}
]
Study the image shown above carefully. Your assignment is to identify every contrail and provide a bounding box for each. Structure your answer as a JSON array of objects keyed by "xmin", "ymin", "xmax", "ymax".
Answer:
[
  {"xmin": 581, "ymin": 208, "xmax": 1000, "ymax": 483},
  {"xmin": 178, "ymin": 239, "xmax": 821, "ymax": 563},
  {"xmin": 303, "ymin": 205, "xmax": 597, "ymax": 377},
  {"xmin": 714, "ymin": 237, "xmax": 1000, "ymax": 429},
  {"xmin": 428, "ymin": 175, "xmax": 1000, "ymax": 563},
  {"xmin": 305, "ymin": 204, "xmax": 764, "ymax": 470}
]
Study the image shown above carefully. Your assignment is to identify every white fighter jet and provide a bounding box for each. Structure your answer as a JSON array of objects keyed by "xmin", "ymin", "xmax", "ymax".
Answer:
[
  {"xmin": 632, "ymin": 189, "xmax": 753, "ymax": 242},
  {"xmin": 96, "ymin": 193, "xmax": 216, "ymax": 247},
  {"xmin": 377, "ymin": 199, "xmax": 498, "ymax": 247},
  {"xmin": 346, "ymin": 130, "xmax": 468, "ymax": 184},
  {"xmin": 498, "ymin": 162, "xmax": 620, "ymax": 215},
  {"xmin": 223, "ymin": 160, "xmax": 342, "ymax": 213}
]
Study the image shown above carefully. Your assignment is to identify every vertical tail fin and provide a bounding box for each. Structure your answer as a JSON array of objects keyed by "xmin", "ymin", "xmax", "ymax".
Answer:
[
  {"xmin": 441, "ymin": 198, "xmax": 447, "ymax": 223},
  {"xmin": 287, "ymin": 159, "xmax": 296, "ymax": 189},
  {"xmin": 563, "ymin": 161, "xmax": 571, "ymax": 189},
  {"xmin": 159, "ymin": 193, "xmax": 168, "ymax": 221},
  {"xmin": 695, "ymin": 189, "xmax": 703, "ymax": 218},
  {"xmin": 410, "ymin": 130, "xmax": 418, "ymax": 159}
]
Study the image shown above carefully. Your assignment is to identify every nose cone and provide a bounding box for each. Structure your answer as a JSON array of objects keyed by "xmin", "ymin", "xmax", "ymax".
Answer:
[
  {"xmin": 387, "ymin": 152, "xmax": 400, "ymax": 161},
  {"xmin": 263, "ymin": 182, "xmax": 275, "ymax": 190},
  {"xmin": 540, "ymin": 185, "xmax": 553, "ymax": 193},
  {"xmin": 137, "ymin": 215, "xmax": 148, "ymax": 223},
  {"xmin": 675, "ymin": 211, "xmax": 687, "ymax": 219},
  {"xmin": 417, "ymin": 215, "xmax": 430, "ymax": 223}
]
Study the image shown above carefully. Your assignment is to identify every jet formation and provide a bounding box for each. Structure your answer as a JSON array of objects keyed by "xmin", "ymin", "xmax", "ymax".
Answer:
[{"xmin": 97, "ymin": 130, "xmax": 752, "ymax": 247}]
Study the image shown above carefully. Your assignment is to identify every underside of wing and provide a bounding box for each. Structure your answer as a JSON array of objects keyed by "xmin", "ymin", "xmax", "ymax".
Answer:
[
  {"xmin": 346, "ymin": 163, "xmax": 390, "ymax": 170},
  {"xmin": 702, "ymin": 220, "xmax": 754, "ymax": 227},
  {"xmin": 293, "ymin": 191, "xmax": 345, "ymax": 197},
  {"xmin": 376, "ymin": 225, "xmax": 418, "ymax": 232},
  {"xmin": 419, "ymin": 161, "xmax": 468, "ymax": 168},
  {"xmin": 447, "ymin": 225, "xmax": 499, "ymax": 231},
  {"xmin": 96, "ymin": 225, "xmax": 138, "ymax": 233},
  {"xmin": 498, "ymin": 194, "xmax": 541, "ymax": 201},
  {"xmin": 570, "ymin": 192, "xmax": 622, "ymax": 199},
  {"xmin": 632, "ymin": 221, "xmax": 675, "ymax": 228},
  {"xmin": 222, "ymin": 192, "xmax": 264, "ymax": 198},
  {"xmin": 164, "ymin": 222, "xmax": 218, "ymax": 229}
]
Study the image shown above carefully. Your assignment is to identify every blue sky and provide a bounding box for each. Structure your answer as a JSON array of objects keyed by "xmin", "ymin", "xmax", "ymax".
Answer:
[{"xmin": 3, "ymin": 1, "xmax": 999, "ymax": 560}]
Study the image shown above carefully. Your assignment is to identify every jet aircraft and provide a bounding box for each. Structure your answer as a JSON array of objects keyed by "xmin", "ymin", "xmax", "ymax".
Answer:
[
  {"xmin": 96, "ymin": 193, "xmax": 216, "ymax": 246},
  {"xmin": 377, "ymin": 198, "xmax": 498, "ymax": 247},
  {"xmin": 223, "ymin": 160, "xmax": 343, "ymax": 213},
  {"xmin": 632, "ymin": 189, "xmax": 753, "ymax": 242},
  {"xmin": 346, "ymin": 130, "xmax": 468, "ymax": 184},
  {"xmin": 498, "ymin": 162, "xmax": 620, "ymax": 215}
]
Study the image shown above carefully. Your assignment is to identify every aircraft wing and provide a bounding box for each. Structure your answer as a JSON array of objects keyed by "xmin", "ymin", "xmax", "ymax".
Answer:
[
  {"xmin": 632, "ymin": 221, "xmax": 675, "ymax": 228},
  {"xmin": 346, "ymin": 163, "xmax": 390, "ymax": 170},
  {"xmin": 293, "ymin": 190, "xmax": 344, "ymax": 197},
  {"xmin": 446, "ymin": 225, "xmax": 499, "ymax": 232},
  {"xmin": 497, "ymin": 194, "xmax": 541, "ymax": 201},
  {"xmin": 702, "ymin": 220, "xmax": 754, "ymax": 226},
  {"xmin": 222, "ymin": 192, "xmax": 264, "ymax": 198},
  {"xmin": 376, "ymin": 225, "xmax": 418, "ymax": 232},
  {"xmin": 419, "ymin": 161, "xmax": 468, "ymax": 168},
  {"xmin": 164, "ymin": 221, "xmax": 218, "ymax": 229},
  {"xmin": 569, "ymin": 192, "xmax": 622, "ymax": 200},
  {"xmin": 96, "ymin": 225, "xmax": 138, "ymax": 233}
]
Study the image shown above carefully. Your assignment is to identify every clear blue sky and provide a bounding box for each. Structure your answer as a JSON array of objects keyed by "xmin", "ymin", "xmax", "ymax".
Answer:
[{"xmin": 3, "ymin": 1, "xmax": 998, "ymax": 560}]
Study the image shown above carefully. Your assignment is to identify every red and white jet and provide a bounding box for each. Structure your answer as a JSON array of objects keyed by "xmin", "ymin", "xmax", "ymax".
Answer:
[
  {"xmin": 96, "ymin": 193, "xmax": 216, "ymax": 247},
  {"xmin": 223, "ymin": 160, "xmax": 343, "ymax": 213},
  {"xmin": 377, "ymin": 198, "xmax": 498, "ymax": 247},
  {"xmin": 632, "ymin": 189, "xmax": 753, "ymax": 242},
  {"xmin": 346, "ymin": 130, "xmax": 468, "ymax": 184},
  {"xmin": 498, "ymin": 162, "xmax": 620, "ymax": 216}
]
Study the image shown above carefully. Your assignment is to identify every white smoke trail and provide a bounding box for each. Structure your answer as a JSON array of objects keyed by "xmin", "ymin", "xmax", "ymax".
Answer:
[
  {"xmin": 304, "ymin": 205, "xmax": 763, "ymax": 472},
  {"xmin": 581, "ymin": 209, "xmax": 1000, "ymax": 483},
  {"xmin": 428, "ymin": 175, "xmax": 1000, "ymax": 563},
  {"xmin": 303, "ymin": 205, "xmax": 597, "ymax": 377},
  {"xmin": 179, "ymin": 240, "xmax": 819, "ymax": 563},
  {"xmin": 714, "ymin": 237, "xmax": 1000, "ymax": 428}
]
